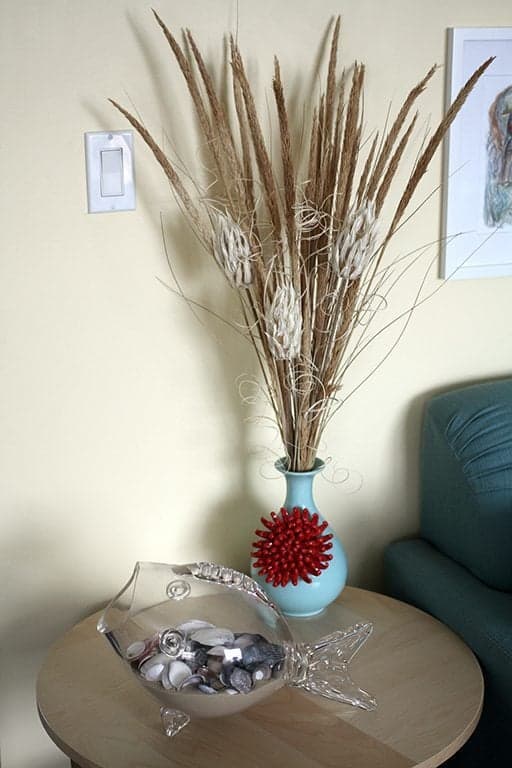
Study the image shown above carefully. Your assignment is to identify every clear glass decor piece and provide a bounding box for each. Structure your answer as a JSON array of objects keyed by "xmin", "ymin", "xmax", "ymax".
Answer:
[
  {"xmin": 160, "ymin": 707, "xmax": 190, "ymax": 737},
  {"xmin": 289, "ymin": 625, "xmax": 377, "ymax": 710},
  {"xmin": 98, "ymin": 562, "xmax": 376, "ymax": 736}
]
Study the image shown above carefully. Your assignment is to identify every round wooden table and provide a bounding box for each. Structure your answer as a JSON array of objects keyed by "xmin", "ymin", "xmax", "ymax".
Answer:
[{"xmin": 37, "ymin": 587, "xmax": 483, "ymax": 768}]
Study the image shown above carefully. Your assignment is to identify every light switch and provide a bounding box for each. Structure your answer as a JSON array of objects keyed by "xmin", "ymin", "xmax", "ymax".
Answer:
[
  {"xmin": 85, "ymin": 130, "xmax": 135, "ymax": 213},
  {"xmin": 100, "ymin": 149, "xmax": 124, "ymax": 196}
]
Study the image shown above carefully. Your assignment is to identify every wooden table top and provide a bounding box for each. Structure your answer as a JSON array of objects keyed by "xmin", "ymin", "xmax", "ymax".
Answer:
[{"xmin": 37, "ymin": 587, "xmax": 483, "ymax": 768}]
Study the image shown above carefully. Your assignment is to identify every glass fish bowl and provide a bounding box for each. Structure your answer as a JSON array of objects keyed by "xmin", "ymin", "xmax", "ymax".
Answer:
[{"xmin": 98, "ymin": 561, "xmax": 376, "ymax": 736}]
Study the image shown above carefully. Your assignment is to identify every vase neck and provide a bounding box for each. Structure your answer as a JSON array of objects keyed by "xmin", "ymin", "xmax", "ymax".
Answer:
[
  {"xmin": 276, "ymin": 459, "xmax": 323, "ymax": 515},
  {"xmin": 282, "ymin": 471, "xmax": 318, "ymax": 512}
]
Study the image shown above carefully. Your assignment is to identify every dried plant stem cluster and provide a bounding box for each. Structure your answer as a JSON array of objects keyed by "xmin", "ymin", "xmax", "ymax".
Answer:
[{"xmin": 111, "ymin": 12, "xmax": 492, "ymax": 471}]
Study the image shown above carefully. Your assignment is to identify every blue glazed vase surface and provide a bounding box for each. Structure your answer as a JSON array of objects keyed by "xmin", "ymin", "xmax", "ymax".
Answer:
[{"xmin": 251, "ymin": 458, "xmax": 347, "ymax": 617}]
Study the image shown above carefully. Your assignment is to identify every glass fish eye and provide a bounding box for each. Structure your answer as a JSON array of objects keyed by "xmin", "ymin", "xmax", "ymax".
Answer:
[
  {"xmin": 166, "ymin": 580, "xmax": 191, "ymax": 600},
  {"xmin": 159, "ymin": 629, "xmax": 185, "ymax": 658}
]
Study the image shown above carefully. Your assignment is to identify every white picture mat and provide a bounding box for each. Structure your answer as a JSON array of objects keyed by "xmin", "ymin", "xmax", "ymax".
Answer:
[{"xmin": 441, "ymin": 28, "xmax": 512, "ymax": 279}]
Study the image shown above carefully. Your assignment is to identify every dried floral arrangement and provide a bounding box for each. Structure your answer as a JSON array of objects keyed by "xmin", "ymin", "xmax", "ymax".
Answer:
[{"xmin": 111, "ymin": 11, "xmax": 491, "ymax": 471}]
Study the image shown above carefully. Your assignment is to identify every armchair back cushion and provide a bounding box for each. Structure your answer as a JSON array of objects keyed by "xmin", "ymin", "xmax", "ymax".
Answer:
[{"xmin": 420, "ymin": 379, "xmax": 512, "ymax": 591}]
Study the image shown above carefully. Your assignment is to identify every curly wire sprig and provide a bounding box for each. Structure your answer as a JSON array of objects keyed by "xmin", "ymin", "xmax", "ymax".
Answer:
[
  {"xmin": 110, "ymin": 11, "xmax": 493, "ymax": 470},
  {"xmin": 322, "ymin": 459, "xmax": 364, "ymax": 494},
  {"xmin": 294, "ymin": 201, "xmax": 331, "ymax": 238}
]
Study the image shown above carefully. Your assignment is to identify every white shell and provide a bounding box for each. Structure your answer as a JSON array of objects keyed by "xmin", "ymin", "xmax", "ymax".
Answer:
[
  {"xmin": 207, "ymin": 645, "xmax": 227, "ymax": 656},
  {"xmin": 168, "ymin": 660, "xmax": 193, "ymax": 688},
  {"xmin": 140, "ymin": 657, "xmax": 166, "ymax": 682},
  {"xmin": 126, "ymin": 641, "xmax": 146, "ymax": 660},
  {"xmin": 177, "ymin": 620, "xmax": 215, "ymax": 635},
  {"xmin": 191, "ymin": 627, "xmax": 235, "ymax": 646},
  {"xmin": 179, "ymin": 674, "xmax": 205, "ymax": 690},
  {"xmin": 143, "ymin": 653, "xmax": 170, "ymax": 666},
  {"xmin": 198, "ymin": 684, "xmax": 217, "ymax": 694}
]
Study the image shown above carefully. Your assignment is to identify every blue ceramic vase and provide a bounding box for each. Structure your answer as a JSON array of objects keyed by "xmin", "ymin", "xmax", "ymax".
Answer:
[{"xmin": 251, "ymin": 458, "xmax": 347, "ymax": 617}]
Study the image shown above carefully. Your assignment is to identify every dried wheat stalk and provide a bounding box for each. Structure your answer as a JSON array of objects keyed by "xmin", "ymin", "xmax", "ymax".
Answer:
[{"xmin": 111, "ymin": 13, "xmax": 492, "ymax": 470}]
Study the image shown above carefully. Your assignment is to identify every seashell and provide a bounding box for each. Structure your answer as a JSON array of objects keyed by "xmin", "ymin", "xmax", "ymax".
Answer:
[
  {"xmin": 241, "ymin": 642, "xmax": 285, "ymax": 669},
  {"xmin": 220, "ymin": 663, "xmax": 235, "ymax": 688},
  {"xmin": 198, "ymin": 684, "xmax": 217, "ymax": 695},
  {"xmin": 145, "ymin": 652, "xmax": 170, "ymax": 665},
  {"xmin": 179, "ymin": 659, "xmax": 201, "ymax": 674},
  {"xmin": 207, "ymin": 657, "xmax": 223, "ymax": 676},
  {"xmin": 229, "ymin": 667, "xmax": 253, "ymax": 694},
  {"xmin": 168, "ymin": 661, "xmax": 193, "ymax": 689},
  {"xmin": 234, "ymin": 633, "xmax": 267, "ymax": 649},
  {"xmin": 143, "ymin": 664, "xmax": 166, "ymax": 682},
  {"xmin": 208, "ymin": 677, "xmax": 227, "ymax": 692},
  {"xmin": 177, "ymin": 619, "xmax": 215, "ymax": 635},
  {"xmin": 252, "ymin": 664, "xmax": 272, "ymax": 683},
  {"xmin": 182, "ymin": 641, "xmax": 208, "ymax": 669},
  {"xmin": 207, "ymin": 645, "xmax": 227, "ymax": 657},
  {"xmin": 190, "ymin": 627, "xmax": 235, "ymax": 646},
  {"xmin": 179, "ymin": 674, "xmax": 205, "ymax": 690},
  {"xmin": 140, "ymin": 654, "xmax": 168, "ymax": 682},
  {"xmin": 135, "ymin": 653, "xmax": 156, "ymax": 671},
  {"xmin": 146, "ymin": 634, "xmax": 161, "ymax": 653},
  {"xmin": 126, "ymin": 641, "xmax": 146, "ymax": 660}
]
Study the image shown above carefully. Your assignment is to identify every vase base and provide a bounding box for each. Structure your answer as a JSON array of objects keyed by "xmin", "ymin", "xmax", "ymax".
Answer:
[{"xmin": 283, "ymin": 607, "xmax": 326, "ymax": 618}]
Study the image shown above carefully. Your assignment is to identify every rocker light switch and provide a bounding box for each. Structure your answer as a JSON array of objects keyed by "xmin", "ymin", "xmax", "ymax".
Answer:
[
  {"xmin": 100, "ymin": 149, "xmax": 124, "ymax": 197},
  {"xmin": 85, "ymin": 130, "xmax": 135, "ymax": 213}
]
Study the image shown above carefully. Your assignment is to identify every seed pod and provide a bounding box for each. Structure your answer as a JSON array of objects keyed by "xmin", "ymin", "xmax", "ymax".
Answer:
[
  {"xmin": 266, "ymin": 281, "xmax": 302, "ymax": 361},
  {"xmin": 212, "ymin": 211, "xmax": 253, "ymax": 288}
]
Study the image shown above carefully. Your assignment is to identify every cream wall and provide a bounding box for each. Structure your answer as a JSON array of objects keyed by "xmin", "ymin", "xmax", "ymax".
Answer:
[{"xmin": 1, "ymin": 0, "xmax": 511, "ymax": 765}]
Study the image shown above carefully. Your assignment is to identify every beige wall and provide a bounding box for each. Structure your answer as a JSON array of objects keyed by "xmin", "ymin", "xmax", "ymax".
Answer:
[{"xmin": 1, "ymin": 0, "xmax": 511, "ymax": 764}]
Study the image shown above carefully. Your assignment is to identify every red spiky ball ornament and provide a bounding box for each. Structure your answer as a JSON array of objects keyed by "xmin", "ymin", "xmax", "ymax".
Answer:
[{"xmin": 252, "ymin": 507, "xmax": 334, "ymax": 587}]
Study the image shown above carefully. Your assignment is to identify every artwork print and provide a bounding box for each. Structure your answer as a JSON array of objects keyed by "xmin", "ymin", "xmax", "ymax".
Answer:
[
  {"xmin": 442, "ymin": 28, "xmax": 512, "ymax": 280},
  {"xmin": 485, "ymin": 84, "xmax": 512, "ymax": 226}
]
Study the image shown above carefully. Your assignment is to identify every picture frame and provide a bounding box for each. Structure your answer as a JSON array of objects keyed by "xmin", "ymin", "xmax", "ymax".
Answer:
[{"xmin": 442, "ymin": 27, "xmax": 512, "ymax": 279}]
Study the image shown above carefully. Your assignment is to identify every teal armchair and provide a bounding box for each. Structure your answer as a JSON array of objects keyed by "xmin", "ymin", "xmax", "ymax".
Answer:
[{"xmin": 385, "ymin": 379, "xmax": 512, "ymax": 767}]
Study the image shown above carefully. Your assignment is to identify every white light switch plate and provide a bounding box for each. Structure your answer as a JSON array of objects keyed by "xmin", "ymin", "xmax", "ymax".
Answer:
[{"xmin": 85, "ymin": 130, "xmax": 135, "ymax": 213}]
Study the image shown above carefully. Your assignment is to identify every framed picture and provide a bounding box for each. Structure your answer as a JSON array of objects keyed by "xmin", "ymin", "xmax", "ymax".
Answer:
[{"xmin": 442, "ymin": 27, "xmax": 512, "ymax": 279}]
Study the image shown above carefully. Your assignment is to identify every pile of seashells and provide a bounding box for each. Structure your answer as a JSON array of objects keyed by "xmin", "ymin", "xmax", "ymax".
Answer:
[{"xmin": 126, "ymin": 619, "xmax": 285, "ymax": 696}]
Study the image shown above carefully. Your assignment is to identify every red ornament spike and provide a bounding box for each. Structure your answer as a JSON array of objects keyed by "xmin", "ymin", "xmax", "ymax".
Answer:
[{"xmin": 252, "ymin": 507, "xmax": 335, "ymax": 588}]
